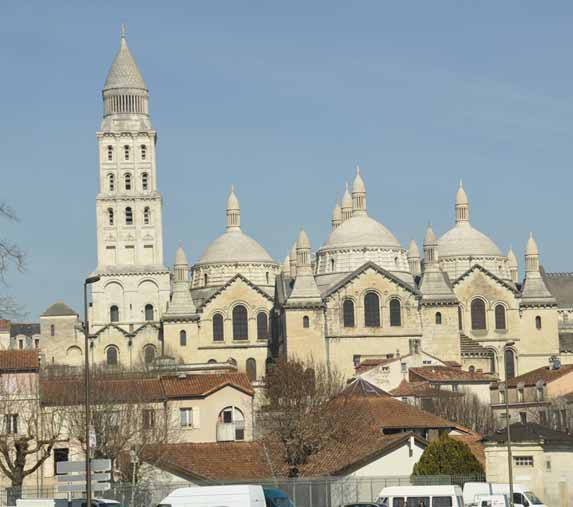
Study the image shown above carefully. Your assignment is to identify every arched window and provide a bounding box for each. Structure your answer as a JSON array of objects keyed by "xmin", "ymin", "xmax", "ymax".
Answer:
[
  {"xmin": 107, "ymin": 208, "xmax": 114, "ymax": 226},
  {"xmin": 207, "ymin": 359, "xmax": 217, "ymax": 364},
  {"xmin": 140, "ymin": 144, "xmax": 147, "ymax": 160},
  {"xmin": 124, "ymin": 145, "xmax": 130, "ymax": 160},
  {"xmin": 469, "ymin": 365, "xmax": 475, "ymax": 373},
  {"xmin": 142, "ymin": 172, "xmax": 148, "ymax": 191},
  {"xmin": 125, "ymin": 173, "xmax": 132, "ymax": 191},
  {"xmin": 228, "ymin": 357, "xmax": 237, "ymax": 366},
  {"xmin": 246, "ymin": 358, "xmax": 257, "ymax": 381},
  {"xmin": 179, "ymin": 330, "xmax": 187, "ymax": 347},
  {"xmin": 213, "ymin": 314, "xmax": 224, "ymax": 341},
  {"xmin": 143, "ymin": 207, "xmax": 150, "ymax": 225},
  {"xmin": 110, "ymin": 305, "xmax": 119, "ymax": 322},
  {"xmin": 108, "ymin": 174, "xmax": 115, "ymax": 192},
  {"xmin": 364, "ymin": 292, "xmax": 381, "ymax": 327},
  {"xmin": 204, "ymin": 273, "xmax": 208, "ymax": 287},
  {"xmin": 218, "ymin": 406, "xmax": 245, "ymax": 441},
  {"xmin": 106, "ymin": 346, "xmax": 118, "ymax": 366},
  {"xmin": 435, "ymin": 312, "xmax": 442, "ymax": 325},
  {"xmin": 535, "ymin": 315, "xmax": 542, "ymax": 329},
  {"xmin": 125, "ymin": 207, "xmax": 133, "ymax": 225},
  {"xmin": 389, "ymin": 299, "xmax": 401, "ymax": 327},
  {"xmin": 257, "ymin": 312, "xmax": 268, "ymax": 340},
  {"xmin": 107, "ymin": 145, "xmax": 113, "ymax": 161},
  {"xmin": 343, "ymin": 299, "xmax": 355, "ymax": 328},
  {"xmin": 458, "ymin": 306, "xmax": 463, "ymax": 330},
  {"xmin": 471, "ymin": 299, "xmax": 486, "ymax": 330},
  {"xmin": 50, "ymin": 324, "xmax": 55, "ymax": 337},
  {"xmin": 495, "ymin": 304, "xmax": 506, "ymax": 330},
  {"xmin": 504, "ymin": 348, "xmax": 516, "ymax": 379},
  {"xmin": 144, "ymin": 345, "xmax": 156, "ymax": 365},
  {"xmin": 266, "ymin": 272, "xmax": 270, "ymax": 285},
  {"xmin": 144, "ymin": 304, "xmax": 154, "ymax": 321},
  {"xmin": 330, "ymin": 258, "xmax": 335, "ymax": 272},
  {"xmin": 303, "ymin": 316, "xmax": 310, "ymax": 328},
  {"xmin": 233, "ymin": 305, "xmax": 248, "ymax": 340}
]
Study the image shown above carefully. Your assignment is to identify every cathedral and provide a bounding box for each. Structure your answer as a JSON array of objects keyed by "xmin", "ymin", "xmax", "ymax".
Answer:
[{"xmin": 30, "ymin": 31, "xmax": 573, "ymax": 382}]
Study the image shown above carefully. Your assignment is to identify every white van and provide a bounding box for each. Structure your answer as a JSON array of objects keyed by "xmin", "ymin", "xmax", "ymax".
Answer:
[
  {"xmin": 463, "ymin": 483, "xmax": 545, "ymax": 507},
  {"xmin": 377, "ymin": 485, "xmax": 463, "ymax": 507},
  {"xmin": 158, "ymin": 485, "xmax": 266, "ymax": 507},
  {"xmin": 474, "ymin": 495, "xmax": 509, "ymax": 507}
]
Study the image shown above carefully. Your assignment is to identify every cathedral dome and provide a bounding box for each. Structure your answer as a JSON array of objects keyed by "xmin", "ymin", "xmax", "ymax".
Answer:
[
  {"xmin": 438, "ymin": 223, "xmax": 502, "ymax": 258},
  {"xmin": 198, "ymin": 229, "xmax": 274, "ymax": 264},
  {"xmin": 322, "ymin": 215, "xmax": 401, "ymax": 250}
]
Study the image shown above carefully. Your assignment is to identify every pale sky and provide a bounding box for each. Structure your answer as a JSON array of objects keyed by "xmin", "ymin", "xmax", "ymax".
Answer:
[{"xmin": 2, "ymin": 1, "xmax": 573, "ymax": 318}]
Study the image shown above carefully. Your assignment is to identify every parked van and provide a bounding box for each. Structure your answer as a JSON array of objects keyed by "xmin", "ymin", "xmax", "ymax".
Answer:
[
  {"xmin": 377, "ymin": 485, "xmax": 463, "ymax": 507},
  {"xmin": 474, "ymin": 495, "xmax": 509, "ymax": 507},
  {"xmin": 158, "ymin": 485, "xmax": 267, "ymax": 507},
  {"xmin": 463, "ymin": 483, "xmax": 545, "ymax": 507}
]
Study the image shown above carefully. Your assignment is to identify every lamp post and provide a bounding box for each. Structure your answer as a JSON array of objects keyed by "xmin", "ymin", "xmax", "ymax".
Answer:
[
  {"xmin": 84, "ymin": 275, "xmax": 100, "ymax": 507},
  {"xmin": 503, "ymin": 341, "xmax": 515, "ymax": 507}
]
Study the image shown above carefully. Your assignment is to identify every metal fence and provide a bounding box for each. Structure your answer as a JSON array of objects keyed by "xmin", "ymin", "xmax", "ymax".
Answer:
[{"xmin": 0, "ymin": 474, "xmax": 486, "ymax": 507}]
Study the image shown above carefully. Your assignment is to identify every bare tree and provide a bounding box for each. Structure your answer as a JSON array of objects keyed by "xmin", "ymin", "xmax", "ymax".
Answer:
[
  {"xmin": 0, "ymin": 373, "xmax": 65, "ymax": 501},
  {"xmin": 523, "ymin": 396, "xmax": 573, "ymax": 431},
  {"xmin": 0, "ymin": 203, "xmax": 25, "ymax": 319},
  {"xmin": 425, "ymin": 389, "xmax": 495, "ymax": 435},
  {"xmin": 259, "ymin": 358, "xmax": 366, "ymax": 477}
]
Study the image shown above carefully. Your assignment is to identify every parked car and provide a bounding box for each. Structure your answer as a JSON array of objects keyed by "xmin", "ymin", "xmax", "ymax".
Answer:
[
  {"xmin": 344, "ymin": 503, "xmax": 383, "ymax": 507},
  {"xmin": 377, "ymin": 485, "xmax": 463, "ymax": 507},
  {"xmin": 263, "ymin": 488, "xmax": 294, "ymax": 507},
  {"xmin": 463, "ymin": 483, "xmax": 545, "ymax": 507},
  {"xmin": 473, "ymin": 495, "xmax": 509, "ymax": 507},
  {"xmin": 158, "ymin": 485, "xmax": 267, "ymax": 507}
]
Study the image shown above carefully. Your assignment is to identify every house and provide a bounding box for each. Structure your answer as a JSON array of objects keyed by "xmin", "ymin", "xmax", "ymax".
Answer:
[
  {"xmin": 389, "ymin": 378, "xmax": 463, "ymax": 410},
  {"xmin": 489, "ymin": 362, "xmax": 573, "ymax": 429},
  {"xmin": 482, "ymin": 422, "xmax": 573, "ymax": 507}
]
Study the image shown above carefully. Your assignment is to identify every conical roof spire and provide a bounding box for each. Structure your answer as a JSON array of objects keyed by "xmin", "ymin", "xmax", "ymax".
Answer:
[
  {"xmin": 455, "ymin": 180, "xmax": 470, "ymax": 224},
  {"xmin": 104, "ymin": 26, "xmax": 147, "ymax": 91},
  {"xmin": 456, "ymin": 179, "xmax": 469, "ymax": 205},
  {"xmin": 507, "ymin": 246, "xmax": 518, "ymax": 268},
  {"xmin": 525, "ymin": 232, "xmax": 539, "ymax": 256},
  {"xmin": 408, "ymin": 239, "xmax": 421, "ymax": 259},
  {"xmin": 226, "ymin": 185, "xmax": 241, "ymax": 231},
  {"xmin": 352, "ymin": 165, "xmax": 367, "ymax": 216},
  {"xmin": 424, "ymin": 223, "xmax": 437, "ymax": 246},
  {"xmin": 352, "ymin": 165, "xmax": 366, "ymax": 193},
  {"xmin": 175, "ymin": 242, "xmax": 188, "ymax": 266}
]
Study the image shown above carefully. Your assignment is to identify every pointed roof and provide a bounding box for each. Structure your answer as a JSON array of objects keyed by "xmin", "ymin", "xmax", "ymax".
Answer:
[
  {"xmin": 175, "ymin": 244, "xmax": 188, "ymax": 266},
  {"xmin": 297, "ymin": 227, "xmax": 311, "ymax": 250},
  {"xmin": 455, "ymin": 180, "xmax": 468, "ymax": 205},
  {"xmin": 507, "ymin": 247, "xmax": 517, "ymax": 268},
  {"xmin": 104, "ymin": 29, "xmax": 147, "ymax": 91},
  {"xmin": 408, "ymin": 239, "xmax": 420, "ymax": 259},
  {"xmin": 526, "ymin": 232, "xmax": 539, "ymax": 256},
  {"xmin": 419, "ymin": 270, "xmax": 458, "ymax": 304},
  {"xmin": 41, "ymin": 301, "xmax": 77, "ymax": 317},
  {"xmin": 424, "ymin": 224, "xmax": 437, "ymax": 246},
  {"xmin": 341, "ymin": 182, "xmax": 352, "ymax": 208},
  {"xmin": 226, "ymin": 185, "xmax": 240, "ymax": 211},
  {"xmin": 282, "ymin": 255, "xmax": 290, "ymax": 273},
  {"xmin": 352, "ymin": 165, "xmax": 366, "ymax": 193},
  {"xmin": 332, "ymin": 200, "xmax": 342, "ymax": 221}
]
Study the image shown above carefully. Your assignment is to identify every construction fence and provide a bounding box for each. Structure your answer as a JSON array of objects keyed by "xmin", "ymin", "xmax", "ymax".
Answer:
[{"xmin": 0, "ymin": 474, "xmax": 487, "ymax": 507}]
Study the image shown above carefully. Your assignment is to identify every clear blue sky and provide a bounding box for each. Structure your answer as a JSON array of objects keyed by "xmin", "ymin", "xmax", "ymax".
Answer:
[{"xmin": 2, "ymin": 1, "xmax": 573, "ymax": 319}]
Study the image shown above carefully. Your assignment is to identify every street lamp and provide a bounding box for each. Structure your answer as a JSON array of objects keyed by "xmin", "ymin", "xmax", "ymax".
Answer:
[
  {"xmin": 503, "ymin": 340, "xmax": 515, "ymax": 507},
  {"xmin": 84, "ymin": 275, "xmax": 100, "ymax": 507}
]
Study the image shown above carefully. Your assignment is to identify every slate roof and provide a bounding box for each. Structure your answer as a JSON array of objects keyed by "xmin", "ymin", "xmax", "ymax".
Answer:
[
  {"xmin": 482, "ymin": 422, "xmax": 573, "ymax": 444},
  {"xmin": 498, "ymin": 364, "xmax": 573, "ymax": 388},
  {"xmin": 542, "ymin": 270, "xmax": 573, "ymax": 308},
  {"xmin": 41, "ymin": 301, "xmax": 77, "ymax": 317},
  {"xmin": 104, "ymin": 36, "xmax": 147, "ymax": 90},
  {"xmin": 9, "ymin": 323, "xmax": 40, "ymax": 337},
  {"xmin": 409, "ymin": 366, "xmax": 496, "ymax": 383},
  {"xmin": 0, "ymin": 350, "xmax": 40, "ymax": 371},
  {"xmin": 341, "ymin": 377, "xmax": 391, "ymax": 397},
  {"xmin": 460, "ymin": 334, "xmax": 492, "ymax": 356}
]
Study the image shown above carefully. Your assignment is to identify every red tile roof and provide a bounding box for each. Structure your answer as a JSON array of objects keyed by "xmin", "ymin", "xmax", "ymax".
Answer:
[
  {"xmin": 503, "ymin": 364, "xmax": 573, "ymax": 388},
  {"xmin": 160, "ymin": 373, "xmax": 254, "ymax": 398},
  {"xmin": 409, "ymin": 366, "xmax": 496, "ymax": 383},
  {"xmin": 390, "ymin": 379, "xmax": 462, "ymax": 399},
  {"xmin": 0, "ymin": 350, "xmax": 39, "ymax": 371},
  {"xmin": 0, "ymin": 320, "xmax": 10, "ymax": 331},
  {"xmin": 355, "ymin": 357, "xmax": 401, "ymax": 374}
]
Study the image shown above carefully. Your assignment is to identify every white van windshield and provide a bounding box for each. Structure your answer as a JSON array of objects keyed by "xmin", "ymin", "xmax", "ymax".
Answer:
[{"xmin": 524, "ymin": 492, "xmax": 543, "ymax": 505}]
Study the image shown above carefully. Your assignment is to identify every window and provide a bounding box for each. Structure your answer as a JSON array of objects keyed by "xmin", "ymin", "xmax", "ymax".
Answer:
[
  {"xmin": 303, "ymin": 315, "xmax": 310, "ymax": 328},
  {"xmin": 108, "ymin": 173, "xmax": 115, "ymax": 192},
  {"xmin": 124, "ymin": 145, "xmax": 130, "ymax": 160},
  {"xmin": 140, "ymin": 144, "xmax": 147, "ymax": 160},
  {"xmin": 364, "ymin": 292, "xmax": 381, "ymax": 327},
  {"xmin": 106, "ymin": 346, "xmax": 118, "ymax": 366},
  {"xmin": 107, "ymin": 145, "xmax": 113, "ymax": 161},
  {"xmin": 218, "ymin": 407, "xmax": 245, "ymax": 441},
  {"xmin": 145, "ymin": 304, "xmax": 154, "ymax": 321},
  {"xmin": 401, "ymin": 362, "xmax": 407, "ymax": 374},
  {"xmin": 505, "ymin": 348, "xmax": 516, "ymax": 379},
  {"xmin": 471, "ymin": 299, "xmax": 486, "ymax": 330},
  {"xmin": 536, "ymin": 386, "xmax": 544, "ymax": 401},
  {"xmin": 125, "ymin": 207, "xmax": 133, "ymax": 225},
  {"xmin": 177, "ymin": 330, "xmax": 187, "ymax": 347},
  {"xmin": 257, "ymin": 312, "xmax": 268, "ymax": 340},
  {"xmin": 18, "ymin": 340, "xmax": 23, "ymax": 350},
  {"xmin": 125, "ymin": 173, "xmax": 132, "ymax": 191},
  {"xmin": 266, "ymin": 271, "xmax": 269, "ymax": 284},
  {"xmin": 432, "ymin": 498, "xmax": 452, "ymax": 507},
  {"xmin": 435, "ymin": 312, "xmax": 442, "ymax": 325},
  {"xmin": 389, "ymin": 299, "xmax": 401, "ymax": 326},
  {"xmin": 539, "ymin": 410, "xmax": 547, "ymax": 426},
  {"xmin": 228, "ymin": 357, "xmax": 237, "ymax": 366},
  {"xmin": 405, "ymin": 498, "xmax": 429, "ymax": 507},
  {"xmin": 34, "ymin": 339, "xmax": 39, "ymax": 349},
  {"xmin": 330, "ymin": 258, "xmax": 335, "ymax": 272},
  {"xmin": 343, "ymin": 299, "xmax": 355, "ymax": 327},
  {"xmin": 545, "ymin": 458, "xmax": 551, "ymax": 471},
  {"xmin": 489, "ymin": 350, "xmax": 497, "ymax": 373},
  {"xmin": 392, "ymin": 499, "xmax": 405, "ymax": 507},
  {"xmin": 517, "ymin": 387, "xmax": 524, "ymax": 402},
  {"xmin": 54, "ymin": 448, "xmax": 69, "ymax": 475},
  {"xmin": 246, "ymin": 358, "xmax": 257, "ymax": 381},
  {"xmin": 50, "ymin": 324, "xmax": 55, "ymax": 337},
  {"xmin": 144, "ymin": 345, "xmax": 156, "ymax": 365},
  {"xmin": 4, "ymin": 414, "xmax": 18, "ymax": 434},
  {"xmin": 458, "ymin": 306, "xmax": 463, "ymax": 330},
  {"xmin": 500, "ymin": 388, "xmax": 506, "ymax": 404},
  {"xmin": 495, "ymin": 304, "xmax": 506, "ymax": 330},
  {"xmin": 232, "ymin": 305, "xmax": 248, "ymax": 340},
  {"xmin": 535, "ymin": 315, "xmax": 542, "ymax": 329},
  {"xmin": 142, "ymin": 409, "xmax": 155, "ymax": 429},
  {"xmin": 143, "ymin": 206, "xmax": 150, "ymax": 225},
  {"xmin": 452, "ymin": 383, "xmax": 459, "ymax": 392},
  {"xmin": 204, "ymin": 273, "xmax": 208, "ymax": 287},
  {"xmin": 142, "ymin": 172, "xmax": 149, "ymax": 190},
  {"xmin": 110, "ymin": 305, "xmax": 119, "ymax": 323},
  {"xmin": 513, "ymin": 456, "xmax": 534, "ymax": 467},
  {"xmin": 520, "ymin": 412, "xmax": 527, "ymax": 424},
  {"xmin": 180, "ymin": 408, "xmax": 193, "ymax": 428},
  {"xmin": 213, "ymin": 314, "xmax": 224, "ymax": 341}
]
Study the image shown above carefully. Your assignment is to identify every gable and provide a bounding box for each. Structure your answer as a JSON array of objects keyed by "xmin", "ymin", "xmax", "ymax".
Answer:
[
  {"xmin": 200, "ymin": 275, "xmax": 274, "ymax": 315},
  {"xmin": 452, "ymin": 265, "xmax": 519, "ymax": 305}
]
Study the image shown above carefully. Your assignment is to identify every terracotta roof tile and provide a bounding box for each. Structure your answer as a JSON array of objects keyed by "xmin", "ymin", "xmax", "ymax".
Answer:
[
  {"xmin": 390, "ymin": 379, "xmax": 462, "ymax": 399},
  {"xmin": 409, "ymin": 366, "xmax": 496, "ymax": 383},
  {"xmin": 160, "ymin": 373, "xmax": 254, "ymax": 398},
  {"xmin": 503, "ymin": 364, "xmax": 573, "ymax": 388},
  {"xmin": 355, "ymin": 357, "xmax": 401, "ymax": 374},
  {"xmin": 0, "ymin": 350, "xmax": 40, "ymax": 371}
]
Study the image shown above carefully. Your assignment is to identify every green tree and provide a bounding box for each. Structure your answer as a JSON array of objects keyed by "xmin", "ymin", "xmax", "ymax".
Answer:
[{"xmin": 413, "ymin": 436, "xmax": 483, "ymax": 476}]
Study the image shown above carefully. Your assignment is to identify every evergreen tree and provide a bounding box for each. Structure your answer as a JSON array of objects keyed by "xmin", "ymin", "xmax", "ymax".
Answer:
[{"xmin": 413, "ymin": 436, "xmax": 483, "ymax": 476}]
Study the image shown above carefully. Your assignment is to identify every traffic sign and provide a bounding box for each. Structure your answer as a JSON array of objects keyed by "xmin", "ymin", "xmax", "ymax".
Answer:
[
  {"xmin": 57, "ymin": 459, "xmax": 111, "ymax": 474},
  {"xmin": 57, "ymin": 483, "xmax": 111, "ymax": 493},
  {"xmin": 56, "ymin": 472, "xmax": 111, "ymax": 483}
]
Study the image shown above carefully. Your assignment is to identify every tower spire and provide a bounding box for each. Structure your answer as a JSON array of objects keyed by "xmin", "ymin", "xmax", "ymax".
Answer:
[
  {"xmin": 226, "ymin": 185, "xmax": 241, "ymax": 231},
  {"xmin": 352, "ymin": 165, "xmax": 367, "ymax": 216},
  {"xmin": 455, "ymin": 179, "xmax": 469, "ymax": 225},
  {"xmin": 341, "ymin": 182, "xmax": 352, "ymax": 222}
]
